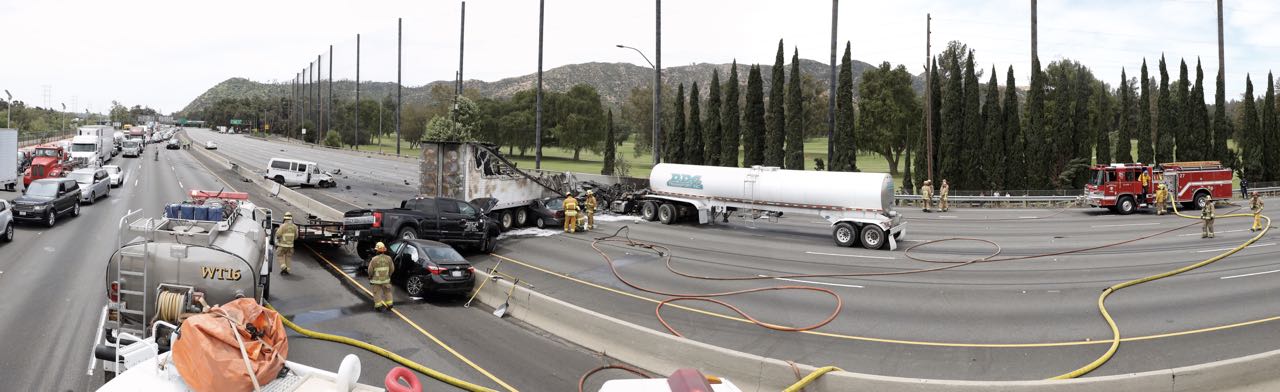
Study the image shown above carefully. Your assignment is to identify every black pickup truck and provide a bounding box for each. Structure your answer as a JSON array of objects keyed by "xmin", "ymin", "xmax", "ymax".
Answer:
[{"xmin": 343, "ymin": 197, "xmax": 500, "ymax": 257}]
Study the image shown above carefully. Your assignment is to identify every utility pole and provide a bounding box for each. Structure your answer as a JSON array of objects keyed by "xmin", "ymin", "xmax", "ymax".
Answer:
[
  {"xmin": 356, "ymin": 34, "xmax": 361, "ymax": 150},
  {"xmin": 1031, "ymin": 0, "xmax": 1038, "ymax": 65},
  {"xmin": 328, "ymin": 45, "xmax": 333, "ymax": 138},
  {"xmin": 925, "ymin": 13, "xmax": 933, "ymax": 184},
  {"xmin": 536, "ymin": 0, "xmax": 545, "ymax": 169},
  {"xmin": 654, "ymin": 0, "xmax": 662, "ymax": 165},
  {"xmin": 827, "ymin": 0, "xmax": 837, "ymax": 167},
  {"xmin": 458, "ymin": 1, "xmax": 466, "ymax": 96},
  {"xmin": 396, "ymin": 17, "xmax": 402, "ymax": 156}
]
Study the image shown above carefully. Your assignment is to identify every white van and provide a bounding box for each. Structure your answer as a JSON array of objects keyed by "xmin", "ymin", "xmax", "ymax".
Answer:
[{"xmin": 265, "ymin": 158, "xmax": 336, "ymax": 188}]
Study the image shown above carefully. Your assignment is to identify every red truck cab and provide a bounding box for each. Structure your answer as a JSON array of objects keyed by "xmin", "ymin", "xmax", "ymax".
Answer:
[
  {"xmin": 23, "ymin": 145, "xmax": 71, "ymax": 187},
  {"xmin": 1086, "ymin": 161, "xmax": 1233, "ymax": 215}
]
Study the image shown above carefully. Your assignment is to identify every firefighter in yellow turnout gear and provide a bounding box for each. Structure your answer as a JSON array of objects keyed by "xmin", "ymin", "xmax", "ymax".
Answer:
[
  {"xmin": 584, "ymin": 190, "xmax": 598, "ymax": 230},
  {"xmin": 275, "ymin": 212, "xmax": 298, "ymax": 275},
  {"xmin": 1251, "ymin": 192, "xmax": 1266, "ymax": 232},
  {"xmin": 368, "ymin": 242, "xmax": 395, "ymax": 311},
  {"xmin": 1201, "ymin": 196, "xmax": 1216, "ymax": 238},
  {"xmin": 1154, "ymin": 184, "xmax": 1169, "ymax": 215},
  {"xmin": 563, "ymin": 193, "xmax": 579, "ymax": 233},
  {"xmin": 921, "ymin": 180, "xmax": 934, "ymax": 212},
  {"xmin": 939, "ymin": 179, "xmax": 951, "ymax": 212}
]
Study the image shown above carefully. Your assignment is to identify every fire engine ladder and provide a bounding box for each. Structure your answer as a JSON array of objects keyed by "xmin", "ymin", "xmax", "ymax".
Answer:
[{"xmin": 114, "ymin": 210, "xmax": 152, "ymax": 340}]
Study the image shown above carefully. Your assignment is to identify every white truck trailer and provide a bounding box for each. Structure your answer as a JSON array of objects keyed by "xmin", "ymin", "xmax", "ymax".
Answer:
[
  {"xmin": 635, "ymin": 163, "xmax": 906, "ymax": 250},
  {"xmin": 74, "ymin": 125, "xmax": 112, "ymax": 167},
  {"xmin": 0, "ymin": 129, "xmax": 17, "ymax": 191}
]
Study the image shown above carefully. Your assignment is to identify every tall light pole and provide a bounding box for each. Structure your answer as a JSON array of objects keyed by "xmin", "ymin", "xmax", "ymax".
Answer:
[
  {"xmin": 396, "ymin": 17, "xmax": 402, "ymax": 156},
  {"xmin": 654, "ymin": 0, "xmax": 662, "ymax": 165},
  {"xmin": 4, "ymin": 90, "xmax": 11, "ymax": 128},
  {"xmin": 828, "ymin": 0, "xmax": 838, "ymax": 167},
  {"xmin": 615, "ymin": 44, "xmax": 660, "ymax": 165},
  {"xmin": 356, "ymin": 33, "xmax": 361, "ymax": 150},
  {"xmin": 535, "ymin": 0, "xmax": 544, "ymax": 169}
]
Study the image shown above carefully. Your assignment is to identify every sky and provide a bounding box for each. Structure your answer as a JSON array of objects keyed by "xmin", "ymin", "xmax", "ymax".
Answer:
[{"xmin": 2, "ymin": 0, "xmax": 1279, "ymax": 115}]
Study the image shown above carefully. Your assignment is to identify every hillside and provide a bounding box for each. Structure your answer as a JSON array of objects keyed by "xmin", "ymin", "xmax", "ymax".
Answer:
[{"xmin": 180, "ymin": 59, "xmax": 923, "ymax": 115}]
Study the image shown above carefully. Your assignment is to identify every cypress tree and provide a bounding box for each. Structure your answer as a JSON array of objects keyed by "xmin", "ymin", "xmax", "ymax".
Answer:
[
  {"xmin": 927, "ymin": 58, "xmax": 942, "ymax": 181},
  {"xmin": 765, "ymin": 40, "xmax": 786, "ymax": 167},
  {"xmin": 602, "ymin": 109, "xmax": 616, "ymax": 175},
  {"xmin": 1092, "ymin": 82, "xmax": 1112, "ymax": 166},
  {"xmin": 981, "ymin": 66, "xmax": 1002, "ymax": 190},
  {"xmin": 1190, "ymin": 60, "xmax": 1208, "ymax": 162},
  {"xmin": 1026, "ymin": 57, "xmax": 1046, "ymax": 188},
  {"xmin": 687, "ymin": 82, "xmax": 704, "ymax": 165},
  {"xmin": 705, "ymin": 70, "xmax": 722, "ymax": 166},
  {"xmin": 785, "ymin": 48, "xmax": 805, "ymax": 170},
  {"xmin": 1003, "ymin": 66, "xmax": 1025, "ymax": 191},
  {"xmin": 1137, "ymin": 60, "xmax": 1154, "ymax": 164},
  {"xmin": 940, "ymin": 53, "xmax": 965, "ymax": 186},
  {"xmin": 1114, "ymin": 69, "xmax": 1135, "ymax": 163},
  {"xmin": 1212, "ymin": 63, "xmax": 1232, "ymax": 166},
  {"xmin": 1263, "ymin": 74, "xmax": 1276, "ymax": 180},
  {"xmin": 1156, "ymin": 56, "xmax": 1174, "ymax": 163},
  {"xmin": 744, "ymin": 65, "xmax": 766, "ymax": 166},
  {"xmin": 1242, "ymin": 75, "xmax": 1263, "ymax": 182},
  {"xmin": 960, "ymin": 52, "xmax": 981, "ymax": 189},
  {"xmin": 668, "ymin": 83, "xmax": 686, "ymax": 164},
  {"xmin": 1174, "ymin": 59, "xmax": 1190, "ymax": 160},
  {"xmin": 834, "ymin": 42, "xmax": 857, "ymax": 172},
  {"xmin": 723, "ymin": 62, "xmax": 741, "ymax": 167}
]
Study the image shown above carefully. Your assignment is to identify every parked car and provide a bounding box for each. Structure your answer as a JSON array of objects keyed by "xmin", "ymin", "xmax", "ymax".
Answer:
[
  {"xmin": 167, "ymin": 139, "xmax": 181, "ymax": 150},
  {"xmin": 103, "ymin": 165, "xmax": 124, "ymax": 187},
  {"xmin": 528, "ymin": 196, "xmax": 567, "ymax": 229},
  {"xmin": 265, "ymin": 158, "xmax": 336, "ymax": 188},
  {"xmin": 343, "ymin": 197, "xmax": 500, "ymax": 258},
  {"xmin": 376, "ymin": 239, "xmax": 476, "ymax": 297},
  {"xmin": 12, "ymin": 178, "xmax": 80, "ymax": 227},
  {"xmin": 205, "ymin": 141, "xmax": 218, "ymax": 150},
  {"xmin": 68, "ymin": 168, "xmax": 111, "ymax": 204},
  {"xmin": 0, "ymin": 200, "xmax": 13, "ymax": 242}
]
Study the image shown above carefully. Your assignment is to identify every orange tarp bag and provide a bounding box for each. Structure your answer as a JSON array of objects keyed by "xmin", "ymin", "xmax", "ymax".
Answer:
[{"xmin": 172, "ymin": 298, "xmax": 289, "ymax": 392}]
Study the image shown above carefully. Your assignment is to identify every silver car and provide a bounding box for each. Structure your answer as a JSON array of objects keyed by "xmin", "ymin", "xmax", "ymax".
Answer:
[
  {"xmin": 0, "ymin": 200, "xmax": 14, "ymax": 243},
  {"xmin": 69, "ymin": 168, "xmax": 111, "ymax": 204}
]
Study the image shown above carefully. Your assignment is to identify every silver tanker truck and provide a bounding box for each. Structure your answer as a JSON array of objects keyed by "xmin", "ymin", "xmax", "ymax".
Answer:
[{"xmin": 91, "ymin": 190, "xmax": 275, "ymax": 380}]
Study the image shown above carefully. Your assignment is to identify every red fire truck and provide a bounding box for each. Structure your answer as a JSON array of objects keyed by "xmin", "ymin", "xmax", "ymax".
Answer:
[{"xmin": 1085, "ymin": 161, "xmax": 1234, "ymax": 215}]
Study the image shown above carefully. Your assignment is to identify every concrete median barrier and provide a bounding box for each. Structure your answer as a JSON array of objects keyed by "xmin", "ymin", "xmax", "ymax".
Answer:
[{"xmin": 184, "ymin": 134, "xmax": 343, "ymax": 221}]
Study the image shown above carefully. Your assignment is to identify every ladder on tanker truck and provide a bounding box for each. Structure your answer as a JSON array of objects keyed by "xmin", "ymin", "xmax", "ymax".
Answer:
[{"xmin": 114, "ymin": 210, "xmax": 153, "ymax": 340}]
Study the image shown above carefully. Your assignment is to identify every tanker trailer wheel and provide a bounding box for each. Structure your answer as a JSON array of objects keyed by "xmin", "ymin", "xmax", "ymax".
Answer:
[
  {"xmin": 1116, "ymin": 196, "xmax": 1136, "ymax": 215},
  {"xmin": 833, "ymin": 223, "xmax": 857, "ymax": 247},
  {"xmin": 861, "ymin": 225, "xmax": 886, "ymax": 250},
  {"xmin": 499, "ymin": 210, "xmax": 515, "ymax": 231},
  {"xmin": 516, "ymin": 208, "xmax": 529, "ymax": 226},
  {"xmin": 658, "ymin": 203, "xmax": 677, "ymax": 225},
  {"xmin": 640, "ymin": 201, "xmax": 659, "ymax": 221}
]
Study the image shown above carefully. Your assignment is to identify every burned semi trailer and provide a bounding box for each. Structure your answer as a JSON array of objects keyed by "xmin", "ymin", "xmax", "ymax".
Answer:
[{"xmin": 419, "ymin": 141, "xmax": 567, "ymax": 230}]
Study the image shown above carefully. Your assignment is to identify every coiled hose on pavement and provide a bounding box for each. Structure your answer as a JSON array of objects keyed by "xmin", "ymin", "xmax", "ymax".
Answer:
[{"xmin": 265, "ymin": 303, "xmax": 498, "ymax": 392}]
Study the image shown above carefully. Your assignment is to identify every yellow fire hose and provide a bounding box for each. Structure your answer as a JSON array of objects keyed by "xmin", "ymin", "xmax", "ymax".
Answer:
[
  {"xmin": 265, "ymin": 303, "xmax": 498, "ymax": 392},
  {"xmin": 782, "ymin": 366, "xmax": 844, "ymax": 392},
  {"xmin": 1051, "ymin": 200, "xmax": 1271, "ymax": 379}
]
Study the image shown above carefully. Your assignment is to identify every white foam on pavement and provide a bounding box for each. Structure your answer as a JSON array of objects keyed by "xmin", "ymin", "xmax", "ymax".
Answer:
[
  {"xmin": 590, "ymin": 213, "xmax": 644, "ymax": 223},
  {"xmin": 498, "ymin": 227, "xmax": 562, "ymax": 240}
]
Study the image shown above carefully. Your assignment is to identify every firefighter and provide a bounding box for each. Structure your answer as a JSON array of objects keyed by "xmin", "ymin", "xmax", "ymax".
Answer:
[
  {"xmin": 1154, "ymin": 184, "xmax": 1169, "ymax": 215},
  {"xmin": 939, "ymin": 179, "xmax": 951, "ymax": 212},
  {"xmin": 1138, "ymin": 170, "xmax": 1151, "ymax": 204},
  {"xmin": 921, "ymin": 180, "xmax": 934, "ymax": 212},
  {"xmin": 1251, "ymin": 192, "xmax": 1265, "ymax": 232},
  {"xmin": 1201, "ymin": 195, "xmax": 1216, "ymax": 238},
  {"xmin": 368, "ymin": 242, "xmax": 395, "ymax": 311},
  {"xmin": 583, "ymin": 190, "xmax": 598, "ymax": 230},
  {"xmin": 274, "ymin": 212, "xmax": 298, "ymax": 275},
  {"xmin": 563, "ymin": 192, "xmax": 579, "ymax": 233}
]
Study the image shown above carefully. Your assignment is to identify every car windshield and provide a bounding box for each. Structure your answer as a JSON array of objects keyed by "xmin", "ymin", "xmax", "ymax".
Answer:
[
  {"xmin": 71, "ymin": 143, "xmax": 96, "ymax": 152},
  {"xmin": 26, "ymin": 182, "xmax": 59, "ymax": 197},
  {"xmin": 123, "ymin": 141, "xmax": 140, "ymax": 148},
  {"xmin": 424, "ymin": 247, "xmax": 467, "ymax": 263},
  {"xmin": 105, "ymin": 167, "xmax": 120, "ymax": 174},
  {"xmin": 544, "ymin": 198, "xmax": 564, "ymax": 211},
  {"xmin": 34, "ymin": 149, "xmax": 59, "ymax": 157},
  {"xmin": 68, "ymin": 172, "xmax": 94, "ymax": 184}
]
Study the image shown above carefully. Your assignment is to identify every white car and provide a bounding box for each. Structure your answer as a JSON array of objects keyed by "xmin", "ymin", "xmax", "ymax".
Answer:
[
  {"xmin": 0, "ymin": 199, "xmax": 13, "ymax": 243},
  {"xmin": 103, "ymin": 165, "xmax": 124, "ymax": 188},
  {"xmin": 68, "ymin": 168, "xmax": 111, "ymax": 204},
  {"xmin": 205, "ymin": 141, "xmax": 218, "ymax": 150}
]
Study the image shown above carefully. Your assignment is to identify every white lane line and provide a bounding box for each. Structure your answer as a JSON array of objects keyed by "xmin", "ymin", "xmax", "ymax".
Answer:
[
  {"xmin": 1090, "ymin": 222, "xmax": 1161, "ymax": 228},
  {"xmin": 804, "ymin": 251, "xmax": 896, "ymax": 260},
  {"xmin": 759, "ymin": 275, "xmax": 864, "ymax": 288},
  {"xmin": 1180, "ymin": 229, "xmax": 1246, "ymax": 237},
  {"xmin": 134, "ymin": 179, "xmax": 139, "ymax": 187},
  {"xmin": 177, "ymin": 180, "xmax": 184, "ymax": 188},
  {"xmin": 1195, "ymin": 243, "xmax": 1275, "ymax": 253},
  {"xmin": 1018, "ymin": 216, "xmax": 1039, "ymax": 219},
  {"xmin": 939, "ymin": 215, "xmax": 958, "ymax": 218},
  {"xmin": 1221, "ymin": 269, "xmax": 1280, "ymax": 280}
]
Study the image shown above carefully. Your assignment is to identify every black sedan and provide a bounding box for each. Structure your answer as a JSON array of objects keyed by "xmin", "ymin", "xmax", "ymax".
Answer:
[
  {"xmin": 367, "ymin": 239, "xmax": 475, "ymax": 297},
  {"xmin": 166, "ymin": 139, "xmax": 181, "ymax": 150},
  {"xmin": 12, "ymin": 178, "xmax": 81, "ymax": 227}
]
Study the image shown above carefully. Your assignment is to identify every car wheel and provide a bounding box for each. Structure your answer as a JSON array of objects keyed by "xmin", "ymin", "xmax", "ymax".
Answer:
[
  {"xmin": 2, "ymin": 223, "xmax": 13, "ymax": 242},
  {"xmin": 516, "ymin": 208, "xmax": 529, "ymax": 226},
  {"xmin": 658, "ymin": 203, "xmax": 676, "ymax": 225},
  {"xmin": 406, "ymin": 275, "xmax": 426, "ymax": 297},
  {"xmin": 499, "ymin": 210, "xmax": 514, "ymax": 231},
  {"xmin": 398, "ymin": 227, "xmax": 418, "ymax": 240},
  {"xmin": 273, "ymin": 175, "xmax": 285, "ymax": 184},
  {"xmin": 832, "ymin": 222, "xmax": 856, "ymax": 247},
  {"xmin": 861, "ymin": 225, "xmax": 886, "ymax": 250},
  {"xmin": 640, "ymin": 201, "xmax": 659, "ymax": 221},
  {"xmin": 72, "ymin": 203, "xmax": 81, "ymax": 217},
  {"xmin": 104, "ymin": 186, "xmax": 110, "ymax": 198},
  {"xmin": 46, "ymin": 211, "xmax": 56, "ymax": 227},
  {"xmin": 536, "ymin": 217, "xmax": 546, "ymax": 229}
]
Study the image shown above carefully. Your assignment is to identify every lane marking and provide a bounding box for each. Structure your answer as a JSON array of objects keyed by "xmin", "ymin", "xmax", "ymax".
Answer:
[
  {"xmin": 1220, "ymin": 269, "xmax": 1280, "ymax": 280},
  {"xmin": 1090, "ymin": 222, "xmax": 1161, "ymax": 228},
  {"xmin": 939, "ymin": 215, "xmax": 958, "ymax": 218},
  {"xmin": 133, "ymin": 179, "xmax": 139, "ymax": 187},
  {"xmin": 488, "ymin": 252, "xmax": 1280, "ymax": 348},
  {"xmin": 759, "ymin": 275, "xmax": 864, "ymax": 288},
  {"xmin": 1180, "ymin": 229, "xmax": 1246, "ymax": 237},
  {"xmin": 804, "ymin": 251, "xmax": 896, "ymax": 260},
  {"xmin": 1195, "ymin": 243, "xmax": 1275, "ymax": 253},
  {"xmin": 177, "ymin": 180, "xmax": 184, "ymax": 188},
  {"xmin": 1018, "ymin": 216, "xmax": 1039, "ymax": 219}
]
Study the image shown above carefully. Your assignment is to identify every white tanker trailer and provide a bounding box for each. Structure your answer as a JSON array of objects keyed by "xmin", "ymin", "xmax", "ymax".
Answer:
[
  {"xmin": 91, "ymin": 190, "xmax": 275, "ymax": 381},
  {"xmin": 632, "ymin": 163, "xmax": 905, "ymax": 250}
]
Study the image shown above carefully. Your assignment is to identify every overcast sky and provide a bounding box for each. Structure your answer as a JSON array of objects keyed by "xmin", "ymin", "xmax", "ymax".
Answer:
[{"xmin": 3, "ymin": 0, "xmax": 1278, "ymax": 114}]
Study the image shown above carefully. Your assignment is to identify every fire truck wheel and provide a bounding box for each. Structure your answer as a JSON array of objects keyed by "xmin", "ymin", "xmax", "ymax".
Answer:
[
  {"xmin": 1116, "ymin": 196, "xmax": 1136, "ymax": 215},
  {"xmin": 1193, "ymin": 192, "xmax": 1209, "ymax": 210},
  {"xmin": 832, "ymin": 223, "xmax": 856, "ymax": 247}
]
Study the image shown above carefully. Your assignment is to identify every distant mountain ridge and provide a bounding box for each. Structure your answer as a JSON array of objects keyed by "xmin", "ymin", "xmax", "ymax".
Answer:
[{"xmin": 179, "ymin": 59, "xmax": 923, "ymax": 115}]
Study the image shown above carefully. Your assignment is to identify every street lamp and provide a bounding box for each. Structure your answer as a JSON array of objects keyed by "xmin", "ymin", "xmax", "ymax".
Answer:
[
  {"xmin": 3, "ymin": 90, "xmax": 11, "ymax": 129},
  {"xmin": 616, "ymin": 44, "xmax": 661, "ymax": 165}
]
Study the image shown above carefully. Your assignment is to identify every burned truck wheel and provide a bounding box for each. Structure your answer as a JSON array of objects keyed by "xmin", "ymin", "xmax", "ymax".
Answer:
[
  {"xmin": 658, "ymin": 203, "xmax": 677, "ymax": 225},
  {"xmin": 861, "ymin": 225, "xmax": 886, "ymax": 250},
  {"xmin": 833, "ymin": 222, "xmax": 857, "ymax": 247},
  {"xmin": 499, "ymin": 210, "xmax": 514, "ymax": 231},
  {"xmin": 516, "ymin": 208, "xmax": 529, "ymax": 226},
  {"xmin": 640, "ymin": 201, "xmax": 659, "ymax": 221}
]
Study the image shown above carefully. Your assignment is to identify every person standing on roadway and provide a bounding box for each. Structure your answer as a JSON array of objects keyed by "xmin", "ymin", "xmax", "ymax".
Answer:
[
  {"xmin": 1138, "ymin": 170, "xmax": 1151, "ymax": 204},
  {"xmin": 369, "ymin": 242, "xmax": 395, "ymax": 311},
  {"xmin": 939, "ymin": 179, "xmax": 951, "ymax": 212},
  {"xmin": 921, "ymin": 180, "xmax": 934, "ymax": 213},
  {"xmin": 583, "ymin": 190, "xmax": 598, "ymax": 230},
  {"xmin": 563, "ymin": 193, "xmax": 579, "ymax": 233},
  {"xmin": 1251, "ymin": 192, "xmax": 1265, "ymax": 232},
  {"xmin": 1201, "ymin": 195, "xmax": 1216, "ymax": 238},
  {"xmin": 275, "ymin": 212, "xmax": 298, "ymax": 275},
  {"xmin": 1154, "ymin": 184, "xmax": 1169, "ymax": 215}
]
